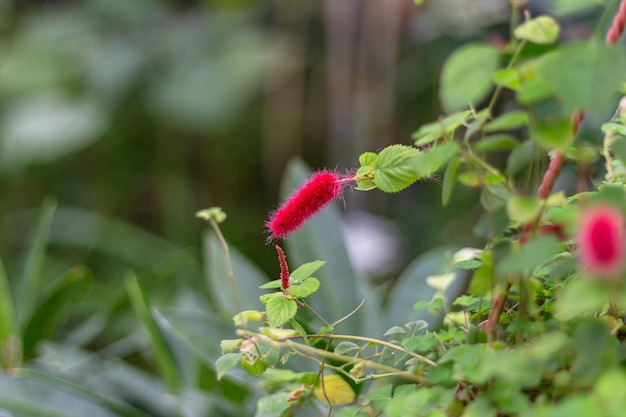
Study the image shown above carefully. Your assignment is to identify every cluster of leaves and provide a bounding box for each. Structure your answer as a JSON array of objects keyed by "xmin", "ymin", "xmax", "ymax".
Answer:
[{"xmin": 215, "ymin": 4, "xmax": 626, "ymax": 417}]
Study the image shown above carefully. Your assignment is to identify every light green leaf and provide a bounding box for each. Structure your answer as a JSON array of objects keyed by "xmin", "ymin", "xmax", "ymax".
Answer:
[
  {"xmin": 254, "ymin": 392, "xmax": 290, "ymax": 417},
  {"xmin": 610, "ymin": 136, "xmax": 626, "ymax": 163},
  {"xmin": 485, "ymin": 111, "xmax": 529, "ymax": 132},
  {"xmin": 493, "ymin": 68, "xmax": 521, "ymax": 90},
  {"xmin": 289, "ymin": 277, "xmax": 320, "ymax": 298},
  {"xmin": 373, "ymin": 145, "xmax": 421, "ymax": 193},
  {"xmin": 442, "ymin": 156, "xmax": 460, "ymax": 206},
  {"xmin": 195, "ymin": 206, "xmax": 226, "ymax": 223},
  {"xmin": 220, "ymin": 339, "xmax": 242, "ymax": 354},
  {"xmin": 497, "ymin": 235, "xmax": 562, "ymax": 275},
  {"xmin": 259, "ymin": 279, "xmax": 282, "ymax": 289},
  {"xmin": 440, "ymin": 44, "xmax": 500, "ymax": 112},
  {"xmin": 265, "ymin": 295, "xmax": 297, "ymax": 327},
  {"xmin": 514, "ymin": 16, "xmax": 560, "ymax": 44},
  {"xmin": 334, "ymin": 341, "xmax": 362, "ymax": 355},
  {"xmin": 555, "ymin": 278, "xmax": 609, "ymax": 321},
  {"xmin": 480, "ymin": 183, "xmax": 511, "ymax": 211},
  {"xmin": 242, "ymin": 355, "xmax": 267, "ymax": 377},
  {"xmin": 291, "ymin": 260, "xmax": 325, "ymax": 283},
  {"xmin": 413, "ymin": 111, "xmax": 472, "ymax": 146},
  {"xmin": 537, "ymin": 41, "xmax": 626, "ymax": 112},
  {"xmin": 507, "ymin": 196, "xmax": 542, "ymax": 224},
  {"xmin": 359, "ymin": 152, "xmax": 377, "ymax": 166},
  {"xmin": 475, "ymin": 134, "xmax": 520, "ymax": 151},
  {"xmin": 413, "ymin": 143, "xmax": 460, "ymax": 178},
  {"xmin": 216, "ymin": 353, "xmax": 242, "ymax": 380},
  {"xmin": 531, "ymin": 118, "xmax": 573, "ymax": 150}
]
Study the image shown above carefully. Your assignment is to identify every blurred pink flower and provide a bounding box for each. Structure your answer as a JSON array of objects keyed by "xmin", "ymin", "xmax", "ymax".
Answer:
[{"xmin": 578, "ymin": 204, "xmax": 625, "ymax": 278}]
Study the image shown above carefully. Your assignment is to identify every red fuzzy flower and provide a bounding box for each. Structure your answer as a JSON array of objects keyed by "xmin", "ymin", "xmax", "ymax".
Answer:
[
  {"xmin": 267, "ymin": 171, "xmax": 346, "ymax": 241},
  {"xmin": 276, "ymin": 245, "xmax": 290, "ymax": 291},
  {"xmin": 578, "ymin": 204, "xmax": 625, "ymax": 278}
]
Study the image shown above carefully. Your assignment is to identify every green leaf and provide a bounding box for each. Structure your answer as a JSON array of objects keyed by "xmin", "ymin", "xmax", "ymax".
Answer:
[
  {"xmin": 359, "ymin": 152, "xmax": 377, "ymax": 166},
  {"xmin": 413, "ymin": 111, "xmax": 472, "ymax": 146},
  {"xmin": 265, "ymin": 295, "xmax": 297, "ymax": 327},
  {"xmin": 260, "ymin": 279, "xmax": 282, "ymax": 289},
  {"xmin": 289, "ymin": 277, "xmax": 320, "ymax": 298},
  {"xmin": 442, "ymin": 156, "xmax": 460, "ymax": 206},
  {"xmin": 413, "ymin": 143, "xmax": 460, "ymax": 178},
  {"xmin": 440, "ymin": 43, "xmax": 500, "ymax": 112},
  {"xmin": 506, "ymin": 196, "xmax": 542, "ymax": 224},
  {"xmin": 480, "ymin": 183, "xmax": 511, "ymax": 211},
  {"xmin": 552, "ymin": 0, "xmax": 604, "ymax": 17},
  {"xmin": 514, "ymin": 16, "xmax": 560, "ymax": 44},
  {"xmin": 22, "ymin": 266, "xmax": 93, "ymax": 360},
  {"xmin": 516, "ymin": 79, "xmax": 555, "ymax": 104},
  {"xmin": 335, "ymin": 341, "xmax": 362, "ymax": 355},
  {"xmin": 126, "ymin": 275, "xmax": 181, "ymax": 390},
  {"xmin": 475, "ymin": 134, "xmax": 520, "ymax": 151},
  {"xmin": 364, "ymin": 384, "xmax": 393, "ymax": 412},
  {"xmin": 220, "ymin": 339, "xmax": 242, "ymax": 354},
  {"xmin": 0, "ymin": 260, "xmax": 15, "ymax": 368},
  {"xmin": 216, "ymin": 353, "xmax": 242, "ymax": 380},
  {"xmin": 602, "ymin": 122, "xmax": 626, "ymax": 135},
  {"xmin": 555, "ymin": 278, "xmax": 609, "ymax": 321},
  {"xmin": 291, "ymin": 260, "xmax": 325, "ymax": 283},
  {"xmin": 610, "ymin": 136, "xmax": 626, "ymax": 163},
  {"xmin": 485, "ymin": 111, "xmax": 530, "ymax": 132},
  {"xmin": 506, "ymin": 141, "xmax": 544, "ymax": 175},
  {"xmin": 233, "ymin": 310, "xmax": 265, "ymax": 326},
  {"xmin": 16, "ymin": 198, "xmax": 56, "ymax": 327},
  {"xmin": 493, "ymin": 68, "xmax": 521, "ymax": 90},
  {"xmin": 497, "ymin": 235, "xmax": 562, "ymax": 275},
  {"xmin": 254, "ymin": 392, "xmax": 290, "ymax": 417},
  {"xmin": 336, "ymin": 407, "xmax": 369, "ymax": 417},
  {"xmin": 242, "ymin": 355, "xmax": 267, "ymax": 377},
  {"xmin": 531, "ymin": 118, "xmax": 573, "ymax": 150},
  {"xmin": 373, "ymin": 145, "xmax": 421, "ymax": 193},
  {"xmin": 455, "ymin": 259, "xmax": 483, "ymax": 270},
  {"xmin": 536, "ymin": 41, "xmax": 626, "ymax": 112}
]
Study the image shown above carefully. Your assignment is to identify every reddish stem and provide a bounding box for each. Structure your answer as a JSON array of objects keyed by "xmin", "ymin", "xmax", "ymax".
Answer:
[
  {"xmin": 276, "ymin": 245, "xmax": 290, "ymax": 292},
  {"xmin": 606, "ymin": 0, "xmax": 626, "ymax": 44}
]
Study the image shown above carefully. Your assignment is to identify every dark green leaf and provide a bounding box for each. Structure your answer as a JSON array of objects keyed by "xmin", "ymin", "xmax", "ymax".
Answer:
[
  {"xmin": 476, "ymin": 134, "xmax": 521, "ymax": 151},
  {"xmin": 485, "ymin": 111, "xmax": 530, "ymax": 132},
  {"xmin": 440, "ymin": 44, "xmax": 500, "ymax": 112},
  {"xmin": 442, "ymin": 157, "xmax": 460, "ymax": 206}
]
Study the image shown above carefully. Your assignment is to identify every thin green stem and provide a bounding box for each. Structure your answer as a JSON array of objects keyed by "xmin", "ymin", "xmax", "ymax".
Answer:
[
  {"xmin": 302, "ymin": 300, "xmax": 332, "ymax": 328},
  {"xmin": 484, "ymin": 40, "xmax": 527, "ymax": 121}
]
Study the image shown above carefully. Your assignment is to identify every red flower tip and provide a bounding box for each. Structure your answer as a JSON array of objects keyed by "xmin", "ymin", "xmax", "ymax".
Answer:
[
  {"xmin": 276, "ymin": 245, "xmax": 290, "ymax": 291},
  {"xmin": 266, "ymin": 170, "xmax": 347, "ymax": 241},
  {"xmin": 578, "ymin": 204, "xmax": 625, "ymax": 278}
]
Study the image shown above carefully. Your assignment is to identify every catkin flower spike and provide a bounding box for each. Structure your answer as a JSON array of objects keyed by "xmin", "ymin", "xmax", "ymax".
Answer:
[
  {"xmin": 276, "ymin": 245, "xmax": 290, "ymax": 292},
  {"xmin": 266, "ymin": 170, "xmax": 349, "ymax": 241}
]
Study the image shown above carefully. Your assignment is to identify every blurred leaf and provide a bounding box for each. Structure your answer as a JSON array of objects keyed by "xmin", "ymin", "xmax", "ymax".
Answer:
[
  {"xmin": 373, "ymin": 145, "xmax": 421, "ymax": 193},
  {"xmin": 0, "ymin": 94, "xmax": 106, "ymax": 170},
  {"xmin": 205, "ymin": 232, "xmax": 268, "ymax": 315},
  {"xmin": 413, "ymin": 111, "xmax": 472, "ymax": 146},
  {"xmin": 265, "ymin": 295, "xmax": 297, "ymax": 327},
  {"xmin": 475, "ymin": 134, "xmax": 520, "ymax": 151},
  {"xmin": 22, "ymin": 266, "xmax": 93, "ymax": 359},
  {"xmin": 0, "ymin": 260, "xmax": 15, "ymax": 367},
  {"xmin": 282, "ymin": 159, "xmax": 377, "ymax": 336},
  {"xmin": 442, "ymin": 157, "xmax": 460, "ymax": 206},
  {"xmin": 440, "ymin": 44, "xmax": 500, "ymax": 112},
  {"xmin": 531, "ymin": 118, "xmax": 573, "ymax": 150},
  {"xmin": 493, "ymin": 68, "xmax": 521, "ymax": 90},
  {"xmin": 314, "ymin": 374, "xmax": 355, "ymax": 405},
  {"xmin": 216, "ymin": 353, "xmax": 242, "ymax": 380},
  {"xmin": 16, "ymin": 198, "xmax": 56, "ymax": 328},
  {"xmin": 359, "ymin": 152, "xmax": 377, "ymax": 166},
  {"xmin": 551, "ymin": 0, "xmax": 605, "ymax": 17},
  {"xmin": 485, "ymin": 111, "xmax": 529, "ymax": 132},
  {"xmin": 555, "ymin": 279, "xmax": 609, "ymax": 321},
  {"xmin": 480, "ymin": 183, "xmax": 511, "ymax": 211},
  {"xmin": 514, "ymin": 16, "xmax": 560, "ymax": 44},
  {"xmin": 291, "ymin": 261, "xmax": 325, "ymax": 283},
  {"xmin": 609, "ymin": 136, "xmax": 626, "ymax": 163},
  {"xmin": 497, "ymin": 236, "xmax": 562, "ymax": 275},
  {"xmin": 0, "ymin": 375, "xmax": 120, "ymax": 417},
  {"xmin": 126, "ymin": 275, "xmax": 181, "ymax": 391},
  {"xmin": 506, "ymin": 141, "xmax": 544, "ymax": 175},
  {"xmin": 413, "ymin": 143, "xmax": 460, "ymax": 178},
  {"xmin": 254, "ymin": 392, "xmax": 290, "ymax": 417},
  {"xmin": 507, "ymin": 196, "xmax": 542, "ymax": 224},
  {"xmin": 536, "ymin": 41, "xmax": 626, "ymax": 112}
]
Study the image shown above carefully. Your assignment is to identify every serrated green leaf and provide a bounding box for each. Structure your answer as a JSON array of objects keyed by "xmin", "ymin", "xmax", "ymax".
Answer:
[
  {"xmin": 216, "ymin": 352, "xmax": 242, "ymax": 380},
  {"xmin": 373, "ymin": 145, "xmax": 421, "ymax": 193},
  {"xmin": 241, "ymin": 355, "xmax": 267, "ymax": 377},
  {"xmin": 220, "ymin": 339, "xmax": 242, "ymax": 354},
  {"xmin": 531, "ymin": 118, "xmax": 573, "ymax": 150},
  {"xmin": 413, "ymin": 111, "xmax": 472, "ymax": 146},
  {"xmin": 334, "ymin": 341, "xmax": 362, "ymax": 355},
  {"xmin": 507, "ymin": 196, "xmax": 542, "ymax": 223},
  {"xmin": 442, "ymin": 156, "xmax": 460, "ymax": 206},
  {"xmin": 485, "ymin": 111, "xmax": 529, "ymax": 132},
  {"xmin": 440, "ymin": 43, "xmax": 500, "ymax": 112},
  {"xmin": 413, "ymin": 142, "xmax": 460, "ymax": 178},
  {"xmin": 289, "ymin": 277, "xmax": 320, "ymax": 298},
  {"xmin": 514, "ymin": 15, "xmax": 560, "ymax": 44},
  {"xmin": 359, "ymin": 152, "xmax": 377, "ymax": 166},
  {"xmin": 291, "ymin": 260, "xmax": 325, "ymax": 283},
  {"xmin": 260, "ymin": 279, "xmax": 282, "ymax": 289},
  {"xmin": 475, "ymin": 134, "xmax": 520, "ymax": 151},
  {"xmin": 355, "ymin": 165, "xmax": 375, "ymax": 177},
  {"xmin": 265, "ymin": 295, "xmax": 297, "ymax": 327}
]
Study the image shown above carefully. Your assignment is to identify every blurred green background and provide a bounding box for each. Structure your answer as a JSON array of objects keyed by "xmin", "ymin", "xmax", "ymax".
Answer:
[{"xmin": 0, "ymin": 0, "xmax": 604, "ymax": 416}]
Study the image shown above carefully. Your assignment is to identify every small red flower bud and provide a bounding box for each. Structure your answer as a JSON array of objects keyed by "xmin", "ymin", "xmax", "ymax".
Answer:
[
  {"xmin": 276, "ymin": 245, "xmax": 290, "ymax": 292},
  {"xmin": 578, "ymin": 204, "xmax": 625, "ymax": 278},
  {"xmin": 266, "ymin": 171, "xmax": 346, "ymax": 241}
]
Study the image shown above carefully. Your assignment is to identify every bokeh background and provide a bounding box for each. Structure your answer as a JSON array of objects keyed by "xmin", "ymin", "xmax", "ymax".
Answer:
[{"xmin": 0, "ymin": 0, "xmax": 605, "ymax": 415}]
